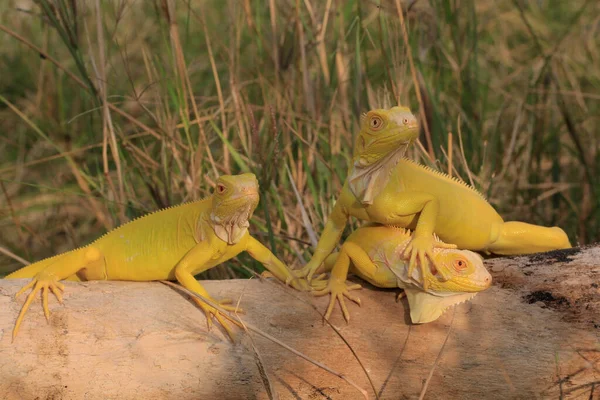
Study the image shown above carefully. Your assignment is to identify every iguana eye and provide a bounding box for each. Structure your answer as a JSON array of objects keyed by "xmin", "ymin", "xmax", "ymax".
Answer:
[
  {"xmin": 216, "ymin": 184, "xmax": 226, "ymax": 194},
  {"xmin": 402, "ymin": 118, "xmax": 409, "ymax": 125},
  {"xmin": 453, "ymin": 259, "xmax": 467, "ymax": 271},
  {"xmin": 369, "ymin": 115, "xmax": 384, "ymax": 130}
]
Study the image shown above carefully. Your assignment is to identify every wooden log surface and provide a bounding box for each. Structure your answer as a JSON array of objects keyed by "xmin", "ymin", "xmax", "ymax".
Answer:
[{"xmin": 1, "ymin": 245, "xmax": 599, "ymax": 400}]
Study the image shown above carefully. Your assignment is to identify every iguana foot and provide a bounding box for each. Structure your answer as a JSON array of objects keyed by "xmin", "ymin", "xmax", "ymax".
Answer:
[
  {"xmin": 292, "ymin": 265, "xmax": 311, "ymax": 280},
  {"xmin": 288, "ymin": 274, "xmax": 328, "ymax": 291},
  {"xmin": 312, "ymin": 278, "xmax": 362, "ymax": 322},
  {"xmin": 309, "ymin": 273, "xmax": 328, "ymax": 291},
  {"xmin": 294, "ymin": 259, "xmax": 322, "ymax": 282},
  {"xmin": 192, "ymin": 297, "xmax": 243, "ymax": 341},
  {"xmin": 261, "ymin": 271, "xmax": 326, "ymax": 292},
  {"xmin": 286, "ymin": 274, "xmax": 316, "ymax": 291},
  {"xmin": 13, "ymin": 272, "xmax": 65, "ymax": 341},
  {"xmin": 403, "ymin": 235, "xmax": 457, "ymax": 288}
]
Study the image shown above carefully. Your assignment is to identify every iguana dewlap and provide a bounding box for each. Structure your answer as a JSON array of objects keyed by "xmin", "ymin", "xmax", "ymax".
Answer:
[
  {"xmin": 301, "ymin": 106, "xmax": 571, "ymax": 283},
  {"xmin": 6, "ymin": 173, "xmax": 309, "ymax": 341},
  {"xmin": 313, "ymin": 224, "xmax": 492, "ymax": 324}
]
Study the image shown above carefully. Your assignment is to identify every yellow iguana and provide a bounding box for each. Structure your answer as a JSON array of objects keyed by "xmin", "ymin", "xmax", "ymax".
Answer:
[
  {"xmin": 300, "ymin": 106, "xmax": 571, "ymax": 284},
  {"xmin": 313, "ymin": 224, "xmax": 492, "ymax": 324},
  {"xmin": 6, "ymin": 173, "xmax": 312, "ymax": 341}
]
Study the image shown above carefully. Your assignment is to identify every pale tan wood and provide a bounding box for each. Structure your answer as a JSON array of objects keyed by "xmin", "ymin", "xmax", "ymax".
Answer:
[{"xmin": 1, "ymin": 245, "xmax": 599, "ymax": 400}]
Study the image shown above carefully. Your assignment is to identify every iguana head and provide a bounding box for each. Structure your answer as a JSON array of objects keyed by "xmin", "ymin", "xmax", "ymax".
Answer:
[
  {"xmin": 405, "ymin": 249, "xmax": 492, "ymax": 324},
  {"xmin": 424, "ymin": 249, "xmax": 491, "ymax": 293},
  {"xmin": 348, "ymin": 106, "xmax": 419, "ymax": 204},
  {"xmin": 210, "ymin": 173, "xmax": 260, "ymax": 244}
]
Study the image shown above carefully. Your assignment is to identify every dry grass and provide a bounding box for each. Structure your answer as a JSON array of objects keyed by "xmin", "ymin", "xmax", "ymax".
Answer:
[{"xmin": 0, "ymin": 0, "xmax": 598, "ymax": 277}]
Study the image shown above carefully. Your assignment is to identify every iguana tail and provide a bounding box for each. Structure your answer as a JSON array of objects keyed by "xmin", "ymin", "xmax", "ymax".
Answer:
[
  {"xmin": 5, "ymin": 255, "xmax": 60, "ymax": 279},
  {"xmin": 488, "ymin": 221, "xmax": 572, "ymax": 255},
  {"xmin": 5, "ymin": 251, "xmax": 82, "ymax": 281}
]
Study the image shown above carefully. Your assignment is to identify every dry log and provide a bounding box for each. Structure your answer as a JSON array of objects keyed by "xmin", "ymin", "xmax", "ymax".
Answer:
[{"xmin": 1, "ymin": 245, "xmax": 599, "ymax": 400}]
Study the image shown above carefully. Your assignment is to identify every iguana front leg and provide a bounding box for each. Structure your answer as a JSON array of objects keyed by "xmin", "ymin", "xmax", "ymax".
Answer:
[
  {"xmin": 245, "ymin": 236, "xmax": 310, "ymax": 290},
  {"xmin": 247, "ymin": 236, "xmax": 327, "ymax": 291},
  {"xmin": 174, "ymin": 244, "xmax": 242, "ymax": 340},
  {"xmin": 368, "ymin": 191, "xmax": 456, "ymax": 284},
  {"xmin": 10, "ymin": 247, "xmax": 104, "ymax": 341},
  {"xmin": 298, "ymin": 202, "xmax": 348, "ymax": 282}
]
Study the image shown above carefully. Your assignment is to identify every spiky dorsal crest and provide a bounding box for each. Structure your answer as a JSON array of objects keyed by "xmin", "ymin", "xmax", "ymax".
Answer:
[
  {"xmin": 401, "ymin": 158, "xmax": 487, "ymax": 200},
  {"xmin": 92, "ymin": 196, "xmax": 211, "ymax": 243},
  {"xmin": 387, "ymin": 225, "xmax": 445, "ymax": 244}
]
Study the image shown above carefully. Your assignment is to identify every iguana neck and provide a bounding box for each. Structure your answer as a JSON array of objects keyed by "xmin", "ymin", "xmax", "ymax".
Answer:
[
  {"xmin": 347, "ymin": 145, "xmax": 407, "ymax": 204},
  {"xmin": 208, "ymin": 208, "xmax": 251, "ymax": 245}
]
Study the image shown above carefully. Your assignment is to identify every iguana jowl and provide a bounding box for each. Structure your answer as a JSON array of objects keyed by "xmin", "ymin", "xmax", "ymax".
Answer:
[
  {"xmin": 313, "ymin": 224, "xmax": 492, "ymax": 324},
  {"xmin": 6, "ymin": 173, "xmax": 310, "ymax": 341},
  {"xmin": 300, "ymin": 106, "xmax": 571, "ymax": 284}
]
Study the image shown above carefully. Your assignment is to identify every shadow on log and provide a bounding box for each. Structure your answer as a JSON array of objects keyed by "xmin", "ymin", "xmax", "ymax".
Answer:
[{"xmin": 1, "ymin": 245, "xmax": 599, "ymax": 399}]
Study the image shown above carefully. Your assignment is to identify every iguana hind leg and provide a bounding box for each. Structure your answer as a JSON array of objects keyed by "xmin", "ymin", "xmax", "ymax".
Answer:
[
  {"xmin": 9, "ymin": 246, "xmax": 104, "ymax": 341},
  {"xmin": 367, "ymin": 191, "xmax": 457, "ymax": 284},
  {"xmin": 487, "ymin": 221, "xmax": 572, "ymax": 255}
]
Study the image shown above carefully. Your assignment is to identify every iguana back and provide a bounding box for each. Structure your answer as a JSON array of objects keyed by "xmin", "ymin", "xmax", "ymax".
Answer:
[
  {"xmin": 96, "ymin": 201, "xmax": 206, "ymax": 281},
  {"xmin": 7, "ymin": 200, "xmax": 208, "ymax": 282},
  {"xmin": 390, "ymin": 158, "xmax": 503, "ymax": 250}
]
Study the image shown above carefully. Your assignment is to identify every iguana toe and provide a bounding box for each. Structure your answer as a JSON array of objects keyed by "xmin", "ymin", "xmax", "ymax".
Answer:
[
  {"xmin": 193, "ymin": 297, "xmax": 244, "ymax": 341},
  {"xmin": 316, "ymin": 278, "xmax": 362, "ymax": 323},
  {"xmin": 12, "ymin": 275, "xmax": 65, "ymax": 342},
  {"xmin": 404, "ymin": 235, "xmax": 442, "ymax": 286},
  {"xmin": 309, "ymin": 273, "xmax": 329, "ymax": 291}
]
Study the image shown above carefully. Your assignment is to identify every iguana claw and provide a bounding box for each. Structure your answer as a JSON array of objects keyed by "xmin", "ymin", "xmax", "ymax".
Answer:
[
  {"xmin": 396, "ymin": 290, "xmax": 406, "ymax": 302},
  {"xmin": 403, "ymin": 235, "xmax": 457, "ymax": 289},
  {"xmin": 13, "ymin": 273, "xmax": 65, "ymax": 342},
  {"xmin": 312, "ymin": 278, "xmax": 362, "ymax": 322},
  {"xmin": 192, "ymin": 297, "xmax": 243, "ymax": 341}
]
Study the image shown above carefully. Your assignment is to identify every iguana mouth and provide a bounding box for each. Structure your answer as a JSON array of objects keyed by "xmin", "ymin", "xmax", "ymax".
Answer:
[
  {"xmin": 433, "ymin": 277, "xmax": 490, "ymax": 293},
  {"xmin": 347, "ymin": 141, "xmax": 410, "ymax": 204}
]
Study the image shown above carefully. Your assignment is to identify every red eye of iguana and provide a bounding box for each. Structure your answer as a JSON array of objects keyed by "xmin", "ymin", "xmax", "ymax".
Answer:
[
  {"xmin": 453, "ymin": 259, "xmax": 467, "ymax": 271},
  {"xmin": 369, "ymin": 115, "xmax": 384, "ymax": 130},
  {"xmin": 216, "ymin": 184, "xmax": 226, "ymax": 194}
]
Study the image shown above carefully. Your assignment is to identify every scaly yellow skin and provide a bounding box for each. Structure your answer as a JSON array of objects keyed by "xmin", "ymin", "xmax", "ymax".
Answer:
[
  {"xmin": 300, "ymin": 106, "xmax": 572, "ymax": 284},
  {"xmin": 313, "ymin": 225, "xmax": 492, "ymax": 324},
  {"xmin": 6, "ymin": 173, "xmax": 311, "ymax": 341}
]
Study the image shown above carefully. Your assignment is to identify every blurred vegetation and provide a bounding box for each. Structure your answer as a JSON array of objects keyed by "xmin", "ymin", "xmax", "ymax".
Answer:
[{"xmin": 0, "ymin": 0, "xmax": 598, "ymax": 277}]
